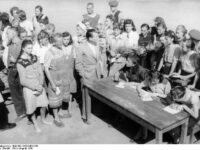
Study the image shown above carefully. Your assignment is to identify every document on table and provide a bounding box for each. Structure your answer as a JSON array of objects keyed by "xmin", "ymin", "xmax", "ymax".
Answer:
[
  {"xmin": 116, "ymin": 82, "xmax": 125, "ymax": 88},
  {"xmin": 163, "ymin": 106, "xmax": 182, "ymax": 114}
]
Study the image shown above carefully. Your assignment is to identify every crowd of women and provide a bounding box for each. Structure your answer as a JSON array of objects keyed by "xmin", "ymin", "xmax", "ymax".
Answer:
[{"xmin": 0, "ymin": 0, "xmax": 200, "ymax": 144}]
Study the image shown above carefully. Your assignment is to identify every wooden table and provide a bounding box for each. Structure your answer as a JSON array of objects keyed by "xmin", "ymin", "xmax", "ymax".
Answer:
[{"xmin": 83, "ymin": 78, "xmax": 189, "ymax": 144}]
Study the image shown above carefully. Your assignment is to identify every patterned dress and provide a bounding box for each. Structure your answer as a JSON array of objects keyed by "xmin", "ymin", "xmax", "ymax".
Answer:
[{"xmin": 17, "ymin": 55, "xmax": 48, "ymax": 114}]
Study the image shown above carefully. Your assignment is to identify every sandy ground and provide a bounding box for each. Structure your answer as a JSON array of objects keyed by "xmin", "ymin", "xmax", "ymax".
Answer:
[
  {"xmin": 0, "ymin": 100, "xmax": 132, "ymax": 144},
  {"xmin": 0, "ymin": 0, "xmax": 199, "ymax": 35}
]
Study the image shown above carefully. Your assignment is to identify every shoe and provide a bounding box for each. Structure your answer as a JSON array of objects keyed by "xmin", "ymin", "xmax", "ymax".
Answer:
[
  {"xmin": 83, "ymin": 119, "xmax": 91, "ymax": 125},
  {"xmin": 0, "ymin": 123, "xmax": 16, "ymax": 131},
  {"xmin": 53, "ymin": 120, "xmax": 64, "ymax": 127},
  {"xmin": 15, "ymin": 114, "xmax": 26, "ymax": 122},
  {"xmin": 27, "ymin": 120, "xmax": 33, "ymax": 125}
]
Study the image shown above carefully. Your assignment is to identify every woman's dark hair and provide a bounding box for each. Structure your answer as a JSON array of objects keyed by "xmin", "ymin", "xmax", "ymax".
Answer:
[
  {"xmin": 18, "ymin": 10, "xmax": 26, "ymax": 21},
  {"xmin": 35, "ymin": 5, "xmax": 43, "ymax": 12},
  {"xmin": 10, "ymin": 7, "xmax": 19, "ymax": 16},
  {"xmin": 86, "ymin": 29, "xmax": 96, "ymax": 40},
  {"xmin": 141, "ymin": 23, "xmax": 150, "ymax": 30},
  {"xmin": 123, "ymin": 19, "xmax": 136, "ymax": 31},
  {"xmin": 148, "ymin": 70, "xmax": 164, "ymax": 83},
  {"xmin": 171, "ymin": 86, "xmax": 186, "ymax": 100},
  {"xmin": 165, "ymin": 30, "xmax": 176, "ymax": 43},
  {"xmin": 37, "ymin": 30, "xmax": 49, "ymax": 43},
  {"xmin": 0, "ymin": 12, "xmax": 11, "ymax": 27},
  {"xmin": 154, "ymin": 17, "xmax": 165, "ymax": 26},
  {"xmin": 21, "ymin": 39, "xmax": 33, "ymax": 50},
  {"xmin": 157, "ymin": 22, "xmax": 167, "ymax": 31},
  {"xmin": 184, "ymin": 39, "xmax": 195, "ymax": 50},
  {"xmin": 62, "ymin": 31, "xmax": 73, "ymax": 45},
  {"xmin": 16, "ymin": 39, "xmax": 33, "ymax": 63}
]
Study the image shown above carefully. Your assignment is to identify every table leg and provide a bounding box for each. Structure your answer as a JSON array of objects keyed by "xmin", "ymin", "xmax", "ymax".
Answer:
[
  {"xmin": 179, "ymin": 118, "xmax": 189, "ymax": 144},
  {"xmin": 155, "ymin": 129, "xmax": 163, "ymax": 144}
]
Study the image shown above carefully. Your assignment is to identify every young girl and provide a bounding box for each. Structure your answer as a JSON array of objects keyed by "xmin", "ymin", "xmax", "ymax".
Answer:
[
  {"xmin": 105, "ymin": 15, "xmax": 114, "ymax": 39},
  {"xmin": 172, "ymin": 39, "xmax": 198, "ymax": 88},
  {"xmin": 158, "ymin": 30, "xmax": 181, "ymax": 76},
  {"xmin": 60, "ymin": 31, "xmax": 77, "ymax": 118},
  {"xmin": 17, "ymin": 40, "xmax": 49, "ymax": 133},
  {"xmin": 121, "ymin": 19, "xmax": 139, "ymax": 50},
  {"xmin": 108, "ymin": 23, "xmax": 126, "ymax": 77},
  {"xmin": 170, "ymin": 86, "xmax": 200, "ymax": 143},
  {"xmin": 73, "ymin": 22, "xmax": 87, "ymax": 46},
  {"xmin": 175, "ymin": 25, "xmax": 187, "ymax": 46},
  {"xmin": 135, "ymin": 71, "xmax": 171, "ymax": 141},
  {"xmin": 18, "ymin": 10, "xmax": 33, "ymax": 39}
]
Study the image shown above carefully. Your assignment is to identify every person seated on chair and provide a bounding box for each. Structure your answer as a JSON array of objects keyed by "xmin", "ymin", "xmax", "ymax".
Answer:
[
  {"xmin": 168, "ymin": 86, "xmax": 200, "ymax": 143},
  {"xmin": 134, "ymin": 70, "xmax": 171, "ymax": 142}
]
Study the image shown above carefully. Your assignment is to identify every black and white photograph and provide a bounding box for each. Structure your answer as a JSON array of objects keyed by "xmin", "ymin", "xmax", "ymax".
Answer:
[{"xmin": 0, "ymin": 0, "xmax": 200, "ymax": 147}]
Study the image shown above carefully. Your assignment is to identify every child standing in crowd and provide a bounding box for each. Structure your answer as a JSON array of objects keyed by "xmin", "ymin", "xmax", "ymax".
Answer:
[
  {"xmin": 73, "ymin": 22, "xmax": 87, "ymax": 46},
  {"xmin": 121, "ymin": 19, "xmax": 139, "ymax": 50},
  {"xmin": 158, "ymin": 30, "xmax": 181, "ymax": 76},
  {"xmin": 60, "ymin": 32, "xmax": 77, "ymax": 118},
  {"xmin": 44, "ymin": 23, "xmax": 55, "ymax": 44},
  {"xmin": 32, "ymin": 5, "xmax": 49, "ymax": 38},
  {"xmin": 108, "ymin": 23, "xmax": 126, "ymax": 77},
  {"xmin": 138, "ymin": 23, "xmax": 154, "ymax": 69},
  {"xmin": 18, "ymin": 10, "xmax": 33, "ymax": 39},
  {"xmin": 105, "ymin": 15, "xmax": 114, "ymax": 39},
  {"xmin": 82, "ymin": 2, "xmax": 100, "ymax": 29},
  {"xmin": 175, "ymin": 25, "xmax": 187, "ymax": 45},
  {"xmin": 150, "ymin": 22, "xmax": 167, "ymax": 70},
  {"xmin": 17, "ymin": 40, "xmax": 49, "ymax": 133},
  {"xmin": 108, "ymin": 0, "xmax": 123, "ymax": 24},
  {"xmin": 32, "ymin": 30, "xmax": 52, "ymax": 65},
  {"xmin": 172, "ymin": 39, "xmax": 198, "ymax": 88},
  {"xmin": 9, "ymin": 7, "xmax": 20, "ymax": 26}
]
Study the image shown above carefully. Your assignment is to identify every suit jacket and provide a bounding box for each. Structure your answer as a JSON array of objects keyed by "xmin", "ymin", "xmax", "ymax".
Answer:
[{"xmin": 75, "ymin": 42, "xmax": 102, "ymax": 84}]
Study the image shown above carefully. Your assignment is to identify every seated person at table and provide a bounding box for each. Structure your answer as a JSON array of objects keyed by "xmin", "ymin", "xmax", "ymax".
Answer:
[
  {"xmin": 169, "ymin": 86, "xmax": 200, "ymax": 143},
  {"xmin": 134, "ymin": 70, "xmax": 172, "ymax": 141},
  {"xmin": 158, "ymin": 30, "xmax": 181, "ymax": 76},
  {"xmin": 171, "ymin": 39, "xmax": 199, "ymax": 88},
  {"xmin": 118, "ymin": 54, "xmax": 148, "ymax": 83},
  {"xmin": 137, "ymin": 70, "xmax": 171, "ymax": 98}
]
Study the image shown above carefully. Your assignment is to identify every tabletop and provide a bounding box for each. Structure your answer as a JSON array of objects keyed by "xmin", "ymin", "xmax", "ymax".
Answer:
[{"xmin": 85, "ymin": 78, "xmax": 189, "ymax": 131}]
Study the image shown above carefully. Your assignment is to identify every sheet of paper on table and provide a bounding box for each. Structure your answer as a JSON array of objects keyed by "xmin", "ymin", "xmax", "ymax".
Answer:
[
  {"xmin": 163, "ymin": 106, "xmax": 182, "ymax": 114},
  {"xmin": 116, "ymin": 82, "xmax": 125, "ymax": 88}
]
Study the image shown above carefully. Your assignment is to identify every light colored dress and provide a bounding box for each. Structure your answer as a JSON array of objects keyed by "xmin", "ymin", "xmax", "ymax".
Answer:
[
  {"xmin": 17, "ymin": 55, "xmax": 48, "ymax": 114},
  {"xmin": 44, "ymin": 46, "xmax": 74, "ymax": 107}
]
